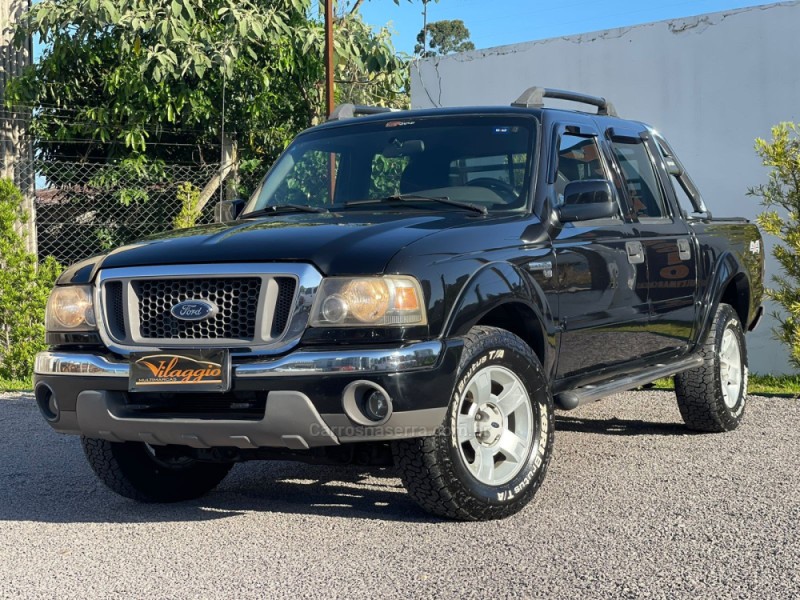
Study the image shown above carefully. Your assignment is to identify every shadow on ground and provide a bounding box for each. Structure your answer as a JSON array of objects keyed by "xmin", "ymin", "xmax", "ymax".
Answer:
[
  {"xmin": 555, "ymin": 414, "xmax": 691, "ymax": 436},
  {"xmin": 1, "ymin": 394, "xmax": 690, "ymax": 526},
  {"xmin": 0, "ymin": 396, "xmax": 435, "ymax": 525}
]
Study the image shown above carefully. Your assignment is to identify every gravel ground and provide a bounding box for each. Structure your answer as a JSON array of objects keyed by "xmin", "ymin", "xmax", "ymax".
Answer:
[{"xmin": 1, "ymin": 390, "xmax": 798, "ymax": 599}]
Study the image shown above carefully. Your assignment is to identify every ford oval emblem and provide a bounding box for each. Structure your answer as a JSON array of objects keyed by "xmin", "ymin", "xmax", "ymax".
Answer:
[{"xmin": 170, "ymin": 299, "xmax": 218, "ymax": 322}]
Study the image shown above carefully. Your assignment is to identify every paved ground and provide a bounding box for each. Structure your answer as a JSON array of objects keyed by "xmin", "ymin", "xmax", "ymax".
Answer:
[{"xmin": 1, "ymin": 390, "xmax": 798, "ymax": 599}]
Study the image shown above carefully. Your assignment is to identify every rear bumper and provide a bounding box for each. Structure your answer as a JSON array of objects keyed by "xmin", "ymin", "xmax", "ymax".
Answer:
[{"xmin": 33, "ymin": 340, "xmax": 461, "ymax": 449}]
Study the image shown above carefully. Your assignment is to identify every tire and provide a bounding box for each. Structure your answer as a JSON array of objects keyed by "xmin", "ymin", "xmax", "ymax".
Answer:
[
  {"xmin": 675, "ymin": 303, "xmax": 748, "ymax": 432},
  {"xmin": 81, "ymin": 437, "xmax": 233, "ymax": 503},
  {"xmin": 393, "ymin": 326, "xmax": 554, "ymax": 521}
]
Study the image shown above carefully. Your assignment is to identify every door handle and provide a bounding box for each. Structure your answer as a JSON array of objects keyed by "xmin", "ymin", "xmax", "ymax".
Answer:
[
  {"xmin": 677, "ymin": 238, "xmax": 691, "ymax": 261},
  {"xmin": 625, "ymin": 241, "xmax": 644, "ymax": 265}
]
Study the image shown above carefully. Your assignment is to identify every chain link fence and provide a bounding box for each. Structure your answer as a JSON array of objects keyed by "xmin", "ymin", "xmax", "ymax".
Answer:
[{"xmin": 27, "ymin": 160, "xmax": 222, "ymax": 266}]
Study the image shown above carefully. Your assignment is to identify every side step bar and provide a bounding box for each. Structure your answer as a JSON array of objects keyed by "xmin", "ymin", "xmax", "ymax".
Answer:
[{"xmin": 554, "ymin": 354, "xmax": 704, "ymax": 411}]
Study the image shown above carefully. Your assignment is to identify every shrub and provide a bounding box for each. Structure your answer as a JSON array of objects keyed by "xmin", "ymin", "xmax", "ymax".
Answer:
[
  {"xmin": 749, "ymin": 122, "xmax": 800, "ymax": 370},
  {"xmin": 0, "ymin": 179, "xmax": 61, "ymax": 379},
  {"xmin": 173, "ymin": 181, "xmax": 202, "ymax": 230}
]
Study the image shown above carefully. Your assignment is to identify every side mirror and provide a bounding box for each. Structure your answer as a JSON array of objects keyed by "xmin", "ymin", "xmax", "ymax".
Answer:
[
  {"xmin": 215, "ymin": 199, "xmax": 246, "ymax": 222},
  {"xmin": 557, "ymin": 180, "xmax": 617, "ymax": 223}
]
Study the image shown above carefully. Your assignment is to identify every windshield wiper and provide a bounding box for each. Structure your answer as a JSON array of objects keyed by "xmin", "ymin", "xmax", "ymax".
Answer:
[
  {"xmin": 345, "ymin": 194, "xmax": 487, "ymax": 215},
  {"xmin": 241, "ymin": 204, "xmax": 329, "ymax": 218}
]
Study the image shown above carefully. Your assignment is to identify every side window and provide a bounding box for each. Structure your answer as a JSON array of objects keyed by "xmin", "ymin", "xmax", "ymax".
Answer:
[
  {"xmin": 555, "ymin": 133, "xmax": 605, "ymax": 204},
  {"xmin": 665, "ymin": 175, "xmax": 695, "ymax": 218},
  {"xmin": 271, "ymin": 150, "xmax": 340, "ymax": 206},
  {"xmin": 654, "ymin": 137, "xmax": 702, "ymax": 217},
  {"xmin": 610, "ymin": 141, "xmax": 668, "ymax": 218}
]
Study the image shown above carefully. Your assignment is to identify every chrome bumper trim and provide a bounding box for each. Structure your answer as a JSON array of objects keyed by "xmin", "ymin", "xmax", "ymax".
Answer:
[
  {"xmin": 34, "ymin": 341, "xmax": 443, "ymax": 379},
  {"xmin": 235, "ymin": 341, "xmax": 442, "ymax": 378},
  {"xmin": 35, "ymin": 353, "xmax": 130, "ymax": 378}
]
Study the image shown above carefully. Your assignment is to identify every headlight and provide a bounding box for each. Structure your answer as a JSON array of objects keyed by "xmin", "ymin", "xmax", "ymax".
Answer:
[
  {"xmin": 45, "ymin": 285, "xmax": 97, "ymax": 331},
  {"xmin": 310, "ymin": 276, "xmax": 427, "ymax": 327}
]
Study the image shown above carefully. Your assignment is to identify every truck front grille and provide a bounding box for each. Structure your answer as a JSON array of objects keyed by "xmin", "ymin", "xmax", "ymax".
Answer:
[
  {"xmin": 133, "ymin": 278, "xmax": 262, "ymax": 340},
  {"xmin": 96, "ymin": 265, "xmax": 307, "ymax": 350}
]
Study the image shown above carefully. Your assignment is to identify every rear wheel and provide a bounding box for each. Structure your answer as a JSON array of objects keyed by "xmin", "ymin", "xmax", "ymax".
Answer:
[
  {"xmin": 393, "ymin": 326, "xmax": 554, "ymax": 520},
  {"xmin": 674, "ymin": 303, "xmax": 747, "ymax": 432},
  {"xmin": 82, "ymin": 437, "xmax": 233, "ymax": 502}
]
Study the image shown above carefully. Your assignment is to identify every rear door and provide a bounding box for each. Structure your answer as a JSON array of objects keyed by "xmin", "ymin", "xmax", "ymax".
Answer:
[
  {"xmin": 551, "ymin": 120, "xmax": 651, "ymax": 379},
  {"xmin": 606, "ymin": 126, "xmax": 698, "ymax": 353}
]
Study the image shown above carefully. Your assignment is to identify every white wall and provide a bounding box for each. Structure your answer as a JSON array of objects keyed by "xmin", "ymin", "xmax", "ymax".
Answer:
[{"xmin": 411, "ymin": 1, "xmax": 800, "ymax": 374}]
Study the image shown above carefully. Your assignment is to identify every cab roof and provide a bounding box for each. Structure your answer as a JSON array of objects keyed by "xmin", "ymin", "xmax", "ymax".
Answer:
[{"xmin": 311, "ymin": 87, "xmax": 623, "ymax": 134}]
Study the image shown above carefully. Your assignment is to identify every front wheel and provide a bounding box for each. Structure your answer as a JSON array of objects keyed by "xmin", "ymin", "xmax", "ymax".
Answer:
[
  {"xmin": 393, "ymin": 326, "xmax": 554, "ymax": 520},
  {"xmin": 674, "ymin": 303, "xmax": 748, "ymax": 432},
  {"xmin": 82, "ymin": 438, "xmax": 233, "ymax": 502}
]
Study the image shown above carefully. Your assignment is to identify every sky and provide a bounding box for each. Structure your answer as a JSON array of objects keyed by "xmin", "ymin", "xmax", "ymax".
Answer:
[{"xmin": 358, "ymin": 0, "xmax": 776, "ymax": 54}]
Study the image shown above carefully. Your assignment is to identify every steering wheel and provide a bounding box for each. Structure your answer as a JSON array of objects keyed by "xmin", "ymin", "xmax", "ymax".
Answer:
[{"xmin": 466, "ymin": 178, "xmax": 518, "ymax": 203}]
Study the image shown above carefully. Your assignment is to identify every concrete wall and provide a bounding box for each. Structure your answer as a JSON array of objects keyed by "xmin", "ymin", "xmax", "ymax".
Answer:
[{"xmin": 411, "ymin": 1, "xmax": 800, "ymax": 374}]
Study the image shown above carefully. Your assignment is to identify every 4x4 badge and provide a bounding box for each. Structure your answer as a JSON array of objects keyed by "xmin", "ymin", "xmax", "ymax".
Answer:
[{"xmin": 170, "ymin": 299, "xmax": 218, "ymax": 321}]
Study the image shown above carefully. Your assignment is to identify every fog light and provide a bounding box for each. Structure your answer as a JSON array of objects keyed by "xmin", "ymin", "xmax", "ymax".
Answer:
[
  {"xmin": 35, "ymin": 383, "xmax": 59, "ymax": 422},
  {"xmin": 364, "ymin": 390, "xmax": 390, "ymax": 422},
  {"xmin": 342, "ymin": 380, "xmax": 394, "ymax": 426}
]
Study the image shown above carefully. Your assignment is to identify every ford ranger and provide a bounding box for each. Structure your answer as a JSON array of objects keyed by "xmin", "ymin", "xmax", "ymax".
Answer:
[{"xmin": 33, "ymin": 87, "xmax": 764, "ymax": 520}]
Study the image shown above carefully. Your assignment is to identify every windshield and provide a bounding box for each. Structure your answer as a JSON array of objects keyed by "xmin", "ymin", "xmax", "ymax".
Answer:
[{"xmin": 243, "ymin": 115, "xmax": 537, "ymax": 215}]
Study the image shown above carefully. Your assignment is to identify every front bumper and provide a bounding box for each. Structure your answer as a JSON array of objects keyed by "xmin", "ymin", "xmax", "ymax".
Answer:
[
  {"xmin": 33, "ymin": 341, "xmax": 461, "ymax": 450},
  {"xmin": 35, "ymin": 342, "xmax": 443, "ymax": 378}
]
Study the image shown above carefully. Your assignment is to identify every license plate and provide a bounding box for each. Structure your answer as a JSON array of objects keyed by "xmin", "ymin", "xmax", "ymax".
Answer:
[{"xmin": 129, "ymin": 349, "xmax": 231, "ymax": 392}]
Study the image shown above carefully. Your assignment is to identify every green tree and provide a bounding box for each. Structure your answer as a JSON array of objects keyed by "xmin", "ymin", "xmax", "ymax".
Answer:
[
  {"xmin": 0, "ymin": 180, "xmax": 61, "ymax": 380},
  {"xmin": 749, "ymin": 122, "xmax": 800, "ymax": 369},
  {"xmin": 415, "ymin": 19, "xmax": 475, "ymax": 57},
  {"xmin": 173, "ymin": 181, "xmax": 202, "ymax": 229},
  {"xmin": 8, "ymin": 0, "xmax": 410, "ymax": 194}
]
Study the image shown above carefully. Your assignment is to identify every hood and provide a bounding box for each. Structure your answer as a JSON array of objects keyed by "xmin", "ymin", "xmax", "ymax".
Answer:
[{"xmin": 57, "ymin": 211, "xmax": 491, "ymax": 284}]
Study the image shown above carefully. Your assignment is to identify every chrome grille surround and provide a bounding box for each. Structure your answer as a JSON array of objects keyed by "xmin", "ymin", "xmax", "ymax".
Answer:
[{"xmin": 94, "ymin": 263, "xmax": 322, "ymax": 355}]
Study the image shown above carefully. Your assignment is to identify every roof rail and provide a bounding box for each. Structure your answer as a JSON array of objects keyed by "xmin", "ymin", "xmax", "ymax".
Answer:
[
  {"xmin": 511, "ymin": 87, "xmax": 618, "ymax": 117},
  {"xmin": 328, "ymin": 104, "xmax": 398, "ymax": 122}
]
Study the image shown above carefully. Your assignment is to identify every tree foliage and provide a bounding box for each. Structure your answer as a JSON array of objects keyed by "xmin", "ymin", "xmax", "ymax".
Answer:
[
  {"xmin": 0, "ymin": 180, "xmax": 61, "ymax": 380},
  {"xmin": 749, "ymin": 122, "xmax": 800, "ymax": 370},
  {"xmin": 415, "ymin": 19, "xmax": 474, "ymax": 57},
  {"xmin": 8, "ymin": 0, "xmax": 410, "ymax": 194},
  {"xmin": 173, "ymin": 181, "xmax": 203, "ymax": 229}
]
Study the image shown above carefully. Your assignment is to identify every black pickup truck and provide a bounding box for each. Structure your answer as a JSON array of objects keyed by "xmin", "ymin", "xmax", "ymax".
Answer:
[{"xmin": 34, "ymin": 87, "xmax": 764, "ymax": 520}]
